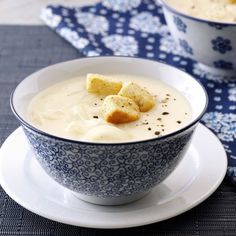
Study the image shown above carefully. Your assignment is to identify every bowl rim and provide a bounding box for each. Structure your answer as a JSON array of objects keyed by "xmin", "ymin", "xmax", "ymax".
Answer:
[
  {"xmin": 159, "ymin": 0, "xmax": 236, "ymax": 26},
  {"xmin": 10, "ymin": 56, "xmax": 208, "ymax": 146}
]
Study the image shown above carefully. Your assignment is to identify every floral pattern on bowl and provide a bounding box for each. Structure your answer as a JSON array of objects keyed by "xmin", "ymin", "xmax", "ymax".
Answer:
[
  {"xmin": 23, "ymin": 125, "xmax": 194, "ymax": 203},
  {"xmin": 160, "ymin": 0, "xmax": 236, "ymax": 71}
]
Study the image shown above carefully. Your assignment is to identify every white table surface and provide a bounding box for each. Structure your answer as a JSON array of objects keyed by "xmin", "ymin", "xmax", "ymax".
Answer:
[{"xmin": 0, "ymin": 0, "xmax": 98, "ymax": 25}]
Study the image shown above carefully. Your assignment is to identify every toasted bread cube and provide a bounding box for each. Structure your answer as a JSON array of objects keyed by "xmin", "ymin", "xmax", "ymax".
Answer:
[
  {"xmin": 229, "ymin": 0, "xmax": 236, "ymax": 3},
  {"xmin": 101, "ymin": 95, "xmax": 140, "ymax": 124},
  {"xmin": 86, "ymin": 74, "xmax": 122, "ymax": 95},
  {"xmin": 118, "ymin": 82, "xmax": 156, "ymax": 112}
]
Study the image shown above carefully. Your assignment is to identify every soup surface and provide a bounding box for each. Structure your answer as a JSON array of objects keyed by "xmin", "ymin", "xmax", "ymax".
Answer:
[
  {"xmin": 166, "ymin": 0, "xmax": 236, "ymax": 22},
  {"xmin": 27, "ymin": 74, "xmax": 192, "ymax": 143}
]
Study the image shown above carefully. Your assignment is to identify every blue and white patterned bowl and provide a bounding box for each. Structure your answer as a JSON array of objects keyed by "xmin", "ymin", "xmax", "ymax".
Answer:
[
  {"xmin": 160, "ymin": 0, "xmax": 236, "ymax": 75},
  {"xmin": 10, "ymin": 57, "xmax": 208, "ymax": 205}
]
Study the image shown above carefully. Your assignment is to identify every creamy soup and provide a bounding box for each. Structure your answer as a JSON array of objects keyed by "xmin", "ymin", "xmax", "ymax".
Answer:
[
  {"xmin": 166, "ymin": 0, "xmax": 236, "ymax": 22},
  {"xmin": 27, "ymin": 75, "xmax": 192, "ymax": 143}
]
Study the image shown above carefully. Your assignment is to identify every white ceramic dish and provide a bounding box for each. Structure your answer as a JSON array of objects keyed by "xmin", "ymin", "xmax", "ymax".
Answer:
[
  {"xmin": 160, "ymin": 0, "xmax": 236, "ymax": 76},
  {"xmin": 10, "ymin": 56, "xmax": 208, "ymax": 205},
  {"xmin": 0, "ymin": 124, "xmax": 227, "ymax": 229}
]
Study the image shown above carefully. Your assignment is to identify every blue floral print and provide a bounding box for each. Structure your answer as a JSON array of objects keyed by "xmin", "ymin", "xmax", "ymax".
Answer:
[
  {"xmin": 179, "ymin": 39, "xmax": 193, "ymax": 55},
  {"xmin": 173, "ymin": 16, "xmax": 187, "ymax": 33},
  {"xmin": 212, "ymin": 37, "xmax": 232, "ymax": 54},
  {"xmin": 214, "ymin": 60, "xmax": 234, "ymax": 70}
]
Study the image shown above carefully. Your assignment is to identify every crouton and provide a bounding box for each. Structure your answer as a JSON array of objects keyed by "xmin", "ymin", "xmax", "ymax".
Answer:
[
  {"xmin": 101, "ymin": 95, "xmax": 140, "ymax": 124},
  {"xmin": 86, "ymin": 74, "xmax": 122, "ymax": 95},
  {"xmin": 118, "ymin": 82, "xmax": 156, "ymax": 112},
  {"xmin": 229, "ymin": 0, "xmax": 236, "ymax": 3}
]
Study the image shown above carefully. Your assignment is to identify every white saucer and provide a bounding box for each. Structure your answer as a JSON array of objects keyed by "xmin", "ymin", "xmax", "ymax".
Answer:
[{"xmin": 0, "ymin": 124, "xmax": 227, "ymax": 229}]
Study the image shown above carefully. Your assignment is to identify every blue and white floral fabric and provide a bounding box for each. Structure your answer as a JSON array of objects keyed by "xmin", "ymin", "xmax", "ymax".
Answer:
[{"xmin": 41, "ymin": 0, "xmax": 236, "ymax": 183}]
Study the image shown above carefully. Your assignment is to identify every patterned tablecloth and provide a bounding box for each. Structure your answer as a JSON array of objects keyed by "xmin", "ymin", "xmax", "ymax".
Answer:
[{"xmin": 40, "ymin": 0, "xmax": 236, "ymax": 182}]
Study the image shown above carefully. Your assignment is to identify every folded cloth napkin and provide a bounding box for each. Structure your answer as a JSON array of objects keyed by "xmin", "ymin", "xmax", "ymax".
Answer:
[{"xmin": 41, "ymin": 0, "xmax": 236, "ymax": 182}]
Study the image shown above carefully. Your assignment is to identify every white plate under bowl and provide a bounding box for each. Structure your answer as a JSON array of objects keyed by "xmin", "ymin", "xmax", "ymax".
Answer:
[{"xmin": 0, "ymin": 124, "xmax": 227, "ymax": 229}]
